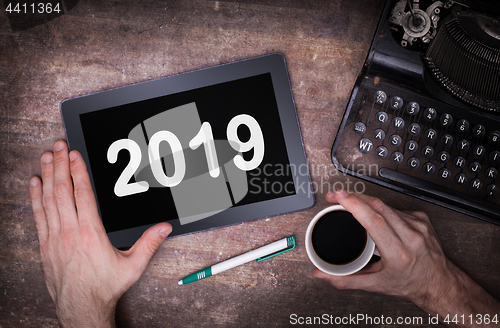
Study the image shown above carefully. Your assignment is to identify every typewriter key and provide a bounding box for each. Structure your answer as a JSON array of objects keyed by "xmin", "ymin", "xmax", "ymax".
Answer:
[
  {"xmin": 455, "ymin": 173, "xmax": 467, "ymax": 185},
  {"xmin": 457, "ymin": 119, "xmax": 470, "ymax": 132},
  {"xmin": 390, "ymin": 96, "xmax": 403, "ymax": 109},
  {"xmin": 440, "ymin": 113, "xmax": 453, "ymax": 126},
  {"xmin": 423, "ymin": 108, "xmax": 437, "ymax": 121},
  {"xmin": 423, "ymin": 162, "xmax": 435, "ymax": 175},
  {"xmin": 391, "ymin": 117, "xmax": 405, "ymax": 130},
  {"xmin": 374, "ymin": 91, "xmax": 387, "ymax": 104},
  {"xmin": 470, "ymin": 179, "xmax": 483, "ymax": 190},
  {"xmin": 473, "ymin": 125, "xmax": 486, "ymax": 138}
]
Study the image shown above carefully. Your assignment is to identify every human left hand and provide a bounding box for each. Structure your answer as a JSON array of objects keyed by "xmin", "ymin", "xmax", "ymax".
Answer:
[{"xmin": 29, "ymin": 140, "xmax": 172, "ymax": 328}]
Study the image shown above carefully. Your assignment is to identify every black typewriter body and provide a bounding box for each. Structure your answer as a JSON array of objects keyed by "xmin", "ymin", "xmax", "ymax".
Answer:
[{"xmin": 332, "ymin": 0, "xmax": 500, "ymax": 224}]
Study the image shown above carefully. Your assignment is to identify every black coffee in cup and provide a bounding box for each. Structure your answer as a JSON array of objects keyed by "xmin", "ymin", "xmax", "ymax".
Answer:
[{"xmin": 311, "ymin": 211, "xmax": 366, "ymax": 265}]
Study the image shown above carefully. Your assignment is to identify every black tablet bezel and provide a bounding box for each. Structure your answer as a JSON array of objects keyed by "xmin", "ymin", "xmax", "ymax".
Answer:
[{"xmin": 61, "ymin": 53, "xmax": 314, "ymax": 248}]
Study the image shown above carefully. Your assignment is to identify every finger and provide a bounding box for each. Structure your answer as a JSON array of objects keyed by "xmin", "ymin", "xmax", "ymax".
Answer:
[
  {"xmin": 69, "ymin": 151, "xmax": 102, "ymax": 228},
  {"xmin": 401, "ymin": 210, "xmax": 441, "ymax": 246},
  {"xmin": 382, "ymin": 208, "xmax": 434, "ymax": 239},
  {"xmin": 29, "ymin": 176, "xmax": 49, "ymax": 245},
  {"xmin": 334, "ymin": 190, "xmax": 402, "ymax": 254},
  {"xmin": 348, "ymin": 193, "xmax": 418, "ymax": 240},
  {"xmin": 401, "ymin": 210, "xmax": 433, "ymax": 229},
  {"xmin": 40, "ymin": 152, "xmax": 61, "ymax": 234},
  {"xmin": 52, "ymin": 141, "xmax": 78, "ymax": 231},
  {"xmin": 325, "ymin": 191, "xmax": 338, "ymax": 204},
  {"xmin": 125, "ymin": 223, "xmax": 172, "ymax": 275},
  {"xmin": 312, "ymin": 262, "xmax": 383, "ymax": 292},
  {"xmin": 406, "ymin": 210, "xmax": 430, "ymax": 223},
  {"xmin": 394, "ymin": 209, "xmax": 427, "ymax": 231},
  {"xmin": 329, "ymin": 191, "xmax": 410, "ymax": 233}
]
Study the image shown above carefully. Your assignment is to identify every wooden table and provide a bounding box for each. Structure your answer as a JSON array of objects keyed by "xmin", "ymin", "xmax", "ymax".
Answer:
[{"xmin": 1, "ymin": 1, "xmax": 499, "ymax": 327}]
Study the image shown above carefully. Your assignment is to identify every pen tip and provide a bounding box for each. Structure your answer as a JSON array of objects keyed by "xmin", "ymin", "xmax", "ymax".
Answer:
[{"xmin": 178, "ymin": 280, "xmax": 183, "ymax": 285}]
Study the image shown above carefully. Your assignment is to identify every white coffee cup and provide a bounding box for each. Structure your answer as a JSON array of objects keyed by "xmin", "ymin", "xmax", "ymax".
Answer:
[{"xmin": 305, "ymin": 205, "xmax": 379, "ymax": 276}]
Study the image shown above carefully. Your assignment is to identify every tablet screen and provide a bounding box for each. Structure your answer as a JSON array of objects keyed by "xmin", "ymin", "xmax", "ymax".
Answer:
[
  {"xmin": 63, "ymin": 54, "xmax": 314, "ymax": 248},
  {"xmin": 80, "ymin": 73, "xmax": 295, "ymax": 233}
]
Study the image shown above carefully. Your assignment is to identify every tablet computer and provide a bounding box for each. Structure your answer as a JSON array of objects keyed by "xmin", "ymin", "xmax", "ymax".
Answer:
[{"xmin": 61, "ymin": 53, "xmax": 314, "ymax": 248}]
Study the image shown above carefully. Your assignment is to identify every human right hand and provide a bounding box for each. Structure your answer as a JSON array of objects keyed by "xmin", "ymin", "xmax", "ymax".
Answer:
[
  {"xmin": 29, "ymin": 140, "xmax": 172, "ymax": 328},
  {"xmin": 313, "ymin": 190, "xmax": 500, "ymax": 328}
]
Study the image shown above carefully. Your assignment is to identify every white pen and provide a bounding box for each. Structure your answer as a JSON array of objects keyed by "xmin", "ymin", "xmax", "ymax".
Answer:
[{"xmin": 178, "ymin": 235, "xmax": 295, "ymax": 285}]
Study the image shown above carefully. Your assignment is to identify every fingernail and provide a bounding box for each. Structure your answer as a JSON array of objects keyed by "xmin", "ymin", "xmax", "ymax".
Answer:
[
  {"xmin": 54, "ymin": 141, "xmax": 64, "ymax": 152},
  {"xmin": 41, "ymin": 153, "xmax": 53, "ymax": 163},
  {"xmin": 159, "ymin": 228, "xmax": 170, "ymax": 238},
  {"xmin": 335, "ymin": 189, "xmax": 349, "ymax": 198},
  {"xmin": 326, "ymin": 191, "xmax": 336, "ymax": 198},
  {"xmin": 69, "ymin": 151, "xmax": 77, "ymax": 161},
  {"xmin": 30, "ymin": 177, "xmax": 38, "ymax": 187}
]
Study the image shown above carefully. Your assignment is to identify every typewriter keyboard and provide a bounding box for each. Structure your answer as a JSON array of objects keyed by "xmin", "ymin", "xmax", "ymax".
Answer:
[{"xmin": 332, "ymin": 77, "xmax": 500, "ymax": 224}]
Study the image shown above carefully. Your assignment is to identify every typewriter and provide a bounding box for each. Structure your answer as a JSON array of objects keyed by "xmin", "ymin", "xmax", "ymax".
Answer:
[{"xmin": 331, "ymin": 0, "xmax": 500, "ymax": 224}]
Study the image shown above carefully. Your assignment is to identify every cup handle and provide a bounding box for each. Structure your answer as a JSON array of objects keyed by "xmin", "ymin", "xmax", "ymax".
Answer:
[{"xmin": 373, "ymin": 246, "xmax": 380, "ymax": 257}]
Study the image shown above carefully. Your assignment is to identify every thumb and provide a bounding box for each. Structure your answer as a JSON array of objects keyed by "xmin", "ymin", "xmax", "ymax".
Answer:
[
  {"xmin": 312, "ymin": 261, "xmax": 383, "ymax": 292},
  {"xmin": 126, "ymin": 222, "xmax": 172, "ymax": 272}
]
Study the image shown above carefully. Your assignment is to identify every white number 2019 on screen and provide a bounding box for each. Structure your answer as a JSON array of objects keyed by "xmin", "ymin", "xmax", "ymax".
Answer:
[{"xmin": 107, "ymin": 114, "xmax": 265, "ymax": 197}]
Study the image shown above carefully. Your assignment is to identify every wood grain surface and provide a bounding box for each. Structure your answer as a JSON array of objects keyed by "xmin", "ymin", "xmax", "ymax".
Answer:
[{"xmin": 1, "ymin": 1, "xmax": 499, "ymax": 327}]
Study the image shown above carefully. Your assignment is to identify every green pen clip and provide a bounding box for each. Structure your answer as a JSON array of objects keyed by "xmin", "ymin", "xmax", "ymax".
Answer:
[{"xmin": 256, "ymin": 235, "xmax": 296, "ymax": 262}]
